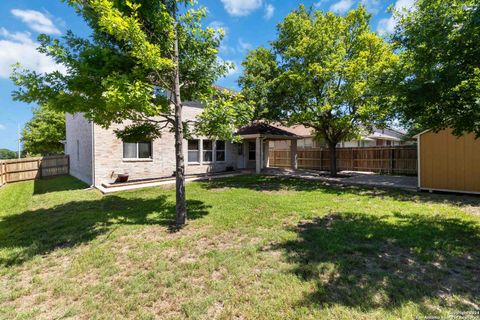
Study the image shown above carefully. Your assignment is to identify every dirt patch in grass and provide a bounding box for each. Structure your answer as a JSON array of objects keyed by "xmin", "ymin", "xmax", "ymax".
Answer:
[
  {"xmin": 1, "ymin": 249, "xmax": 84, "ymax": 319},
  {"xmin": 463, "ymin": 205, "xmax": 480, "ymax": 216},
  {"xmin": 277, "ymin": 213, "xmax": 480, "ymax": 311},
  {"xmin": 260, "ymin": 189, "xmax": 294, "ymax": 195}
]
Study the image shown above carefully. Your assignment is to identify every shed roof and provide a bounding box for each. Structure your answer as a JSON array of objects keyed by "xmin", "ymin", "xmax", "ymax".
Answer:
[{"xmin": 413, "ymin": 129, "xmax": 432, "ymax": 139}]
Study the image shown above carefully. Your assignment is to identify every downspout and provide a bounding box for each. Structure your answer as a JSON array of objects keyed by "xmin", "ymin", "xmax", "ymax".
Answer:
[{"xmin": 91, "ymin": 121, "xmax": 96, "ymax": 188}]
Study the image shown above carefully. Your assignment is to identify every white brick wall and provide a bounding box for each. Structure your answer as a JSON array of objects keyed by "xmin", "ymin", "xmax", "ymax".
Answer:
[
  {"xmin": 90, "ymin": 103, "xmax": 238, "ymax": 186},
  {"xmin": 65, "ymin": 113, "xmax": 93, "ymax": 185}
]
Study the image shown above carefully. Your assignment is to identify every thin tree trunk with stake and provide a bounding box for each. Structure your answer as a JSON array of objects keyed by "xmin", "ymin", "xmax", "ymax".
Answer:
[{"xmin": 172, "ymin": 2, "xmax": 187, "ymax": 225}]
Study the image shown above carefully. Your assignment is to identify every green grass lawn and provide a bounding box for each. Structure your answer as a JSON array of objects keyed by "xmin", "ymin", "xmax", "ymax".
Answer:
[{"xmin": 0, "ymin": 175, "xmax": 479, "ymax": 319}]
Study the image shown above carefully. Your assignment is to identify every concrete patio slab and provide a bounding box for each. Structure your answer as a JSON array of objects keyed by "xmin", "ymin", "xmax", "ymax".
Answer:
[
  {"xmin": 264, "ymin": 168, "xmax": 418, "ymax": 191},
  {"xmin": 96, "ymin": 172, "xmax": 245, "ymax": 194}
]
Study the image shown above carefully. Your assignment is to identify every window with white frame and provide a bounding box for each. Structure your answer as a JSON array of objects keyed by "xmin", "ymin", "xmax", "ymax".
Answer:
[
  {"xmin": 188, "ymin": 140, "xmax": 200, "ymax": 163},
  {"xmin": 123, "ymin": 141, "xmax": 152, "ymax": 159},
  {"xmin": 216, "ymin": 140, "xmax": 226, "ymax": 162},
  {"xmin": 203, "ymin": 140, "xmax": 213, "ymax": 162}
]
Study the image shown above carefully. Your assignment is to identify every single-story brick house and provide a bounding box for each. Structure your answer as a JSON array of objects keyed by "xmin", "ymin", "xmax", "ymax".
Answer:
[{"xmin": 65, "ymin": 102, "xmax": 299, "ymax": 187}]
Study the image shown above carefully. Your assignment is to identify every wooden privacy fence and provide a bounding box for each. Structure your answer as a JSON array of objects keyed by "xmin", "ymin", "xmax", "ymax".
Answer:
[
  {"xmin": 269, "ymin": 146, "xmax": 417, "ymax": 175},
  {"xmin": 0, "ymin": 155, "xmax": 69, "ymax": 186}
]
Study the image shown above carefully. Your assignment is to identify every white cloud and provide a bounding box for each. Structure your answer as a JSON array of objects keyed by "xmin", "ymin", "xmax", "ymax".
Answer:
[
  {"xmin": 237, "ymin": 38, "xmax": 252, "ymax": 53},
  {"xmin": 209, "ymin": 20, "xmax": 229, "ymax": 36},
  {"xmin": 361, "ymin": 0, "xmax": 382, "ymax": 14},
  {"xmin": 219, "ymin": 44, "xmax": 236, "ymax": 54},
  {"xmin": 226, "ymin": 61, "xmax": 239, "ymax": 76},
  {"xmin": 377, "ymin": 0, "xmax": 416, "ymax": 35},
  {"xmin": 264, "ymin": 4, "xmax": 275, "ymax": 20},
  {"xmin": 209, "ymin": 21, "xmax": 235, "ymax": 54},
  {"xmin": 394, "ymin": 0, "xmax": 415, "ymax": 10},
  {"xmin": 11, "ymin": 9, "xmax": 61, "ymax": 35},
  {"xmin": 220, "ymin": 0, "xmax": 263, "ymax": 17},
  {"xmin": 0, "ymin": 28, "xmax": 32, "ymax": 44},
  {"xmin": 314, "ymin": 0, "xmax": 329, "ymax": 8},
  {"xmin": 377, "ymin": 17, "xmax": 396, "ymax": 35},
  {"xmin": 218, "ymin": 58, "xmax": 239, "ymax": 77},
  {"xmin": 0, "ymin": 124, "xmax": 6, "ymax": 130},
  {"xmin": 0, "ymin": 27, "xmax": 66, "ymax": 78},
  {"xmin": 329, "ymin": 0, "xmax": 354, "ymax": 14}
]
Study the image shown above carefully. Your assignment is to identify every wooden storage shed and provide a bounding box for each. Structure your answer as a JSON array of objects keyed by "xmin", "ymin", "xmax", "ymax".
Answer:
[{"xmin": 416, "ymin": 129, "xmax": 480, "ymax": 194}]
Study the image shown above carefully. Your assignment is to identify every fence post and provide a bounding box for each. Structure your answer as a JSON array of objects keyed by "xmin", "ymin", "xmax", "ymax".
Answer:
[
  {"xmin": 0, "ymin": 161, "xmax": 4, "ymax": 186},
  {"xmin": 390, "ymin": 148, "xmax": 395, "ymax": 174},
  {"xmin": 4, "ymin": 161, "xmax": 7, "ymax": 184},
  {"xmin": 351, "ymin": 149, "xmax": 354, "ymax": 171},
  {"xmin": 38, "ymin": 158, "xmax": 42, "ymax": 179},
  {"xmin": 319, "ymin": 149, "xmax": 323, "ymax": 171}
]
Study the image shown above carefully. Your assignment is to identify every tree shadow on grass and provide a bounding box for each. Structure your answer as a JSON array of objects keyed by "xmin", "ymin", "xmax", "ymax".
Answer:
[
  {"xmin": 202, "ymin": 175, "xmax": 480, "ymax": 208},
  {"xmin": 273, "ymin": 212, "xmax": 480, "ymax": 312},
  {"xmin": 202, "ymin": 175, "xmax": 350, "ymax": 194},
  {"xmin": 0, "ymin": 195, "xmax": 210, "ymax": 266},
  {"xmin": 33, "ymin": 175, "xmax": 89, "ymax": 195}
]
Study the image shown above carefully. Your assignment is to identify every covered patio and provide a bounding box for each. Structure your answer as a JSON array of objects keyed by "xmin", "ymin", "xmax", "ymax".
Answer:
[{"xmin": 237, "ymin": 123, "xmax": 300, "ymax": 174}]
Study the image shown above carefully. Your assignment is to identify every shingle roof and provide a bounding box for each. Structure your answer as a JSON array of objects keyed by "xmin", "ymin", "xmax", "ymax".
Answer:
[
  {"xmin": 237, "ymin": 123, "xmax": 298, "ymax": 137},
  {"xmin": 273, "ymin": 124, "xmax": 315, "ymax": 137}
]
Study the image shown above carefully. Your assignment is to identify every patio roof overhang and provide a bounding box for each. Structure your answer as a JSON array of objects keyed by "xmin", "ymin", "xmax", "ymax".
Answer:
[
  {"xmin": 236, "ymin": 123, "xmax": 300, "ymax": 174},
  {"xmin": 236, "ymin": 123, "xmax": 300, "ymax": 140}
]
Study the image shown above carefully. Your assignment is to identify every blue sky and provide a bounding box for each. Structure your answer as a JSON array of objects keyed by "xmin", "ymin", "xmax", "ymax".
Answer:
[{"xmin": 0, "ymin": 0, "xmax": 412, "ymax": 151}]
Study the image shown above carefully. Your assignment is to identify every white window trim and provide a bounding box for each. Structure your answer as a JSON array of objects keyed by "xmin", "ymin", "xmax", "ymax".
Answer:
[
  {"xmin": 187, "ymin": 139, "xmax": 200, "ymax": 164},
  {"xmin": 215, "ymin": 140, "xmax": 226, "ymax": 163},
  {"xmin": 202, "ymin": 139, "xmax": 214, "ymax": 164},
  {"xmin": 187, "ymin": 139, "xmax": 227, "ymax": 165},
  {"xmin": 122, "ymin": 141, "xmax": 153, "ymax": 161}
]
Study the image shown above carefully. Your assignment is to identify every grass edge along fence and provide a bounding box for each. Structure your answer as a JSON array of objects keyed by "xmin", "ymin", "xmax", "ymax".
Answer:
[
  {"xmin": 0, "ymin": 155, "xmax": 69, "ymax": 187},
  {"xmin": 269, "ymin": 146, "xmax": 417, "ymax": 175}
]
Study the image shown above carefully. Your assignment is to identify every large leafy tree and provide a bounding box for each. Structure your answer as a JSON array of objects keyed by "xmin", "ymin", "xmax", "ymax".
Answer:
[
  {"xmin": 240, "ymin": 6, "xmax": 398, "ymax": 176},
  {"xmin": 238, "ymin": 48, "xmax": 281, "ymax": 122},
  {"xmin": 21, "ymin": 105, "xmax": 65, "ymax": 156},
  {"xmin": 392, "ymin": 0, "xmax": 480, "ymax": 136},
  {"xmin": 12, "ymin": 0, "xmax": 229, "ymax": 225},
  {"xmin": 0, "ymin": 149, "xmax": 18, "ymax": 160}
]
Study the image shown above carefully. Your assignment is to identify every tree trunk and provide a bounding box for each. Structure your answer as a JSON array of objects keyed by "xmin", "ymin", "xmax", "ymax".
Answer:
[
  {"xmin": 328, "ymin": 142, "xmax": 338, "ymax": 177},
  {"xmin": 172, "ymin": 3, "xmax": 187, "ymax": 225}
]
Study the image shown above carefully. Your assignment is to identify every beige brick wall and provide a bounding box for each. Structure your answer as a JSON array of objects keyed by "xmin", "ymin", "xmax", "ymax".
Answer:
[
  {"xmin": 92, "ymin": 104, "xmax": 238, "ymax": 186},
  {"xmin": 65, "ymin": 113, "xmax": 93, "ymax": 185}
]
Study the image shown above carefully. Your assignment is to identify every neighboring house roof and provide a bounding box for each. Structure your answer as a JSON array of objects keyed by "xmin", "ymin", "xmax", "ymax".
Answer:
[
  {"xmin": 366, "ymin": 131, "xmax": 402, "ymax": 142},
  {"xmin": 273, "ymin": 124, "xmax": 315, "ymax": 137},
  {"xmin": 273, "ymin": 124, "xmax": 407, "ymax": 142},
  {"xmin": 237, "ymin": 123, "xmax": 299, "ymax": 139},
  {"xmin": 212, "ymin": 85, "xmax": 239, "ymax": 95}
]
